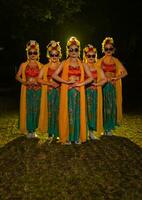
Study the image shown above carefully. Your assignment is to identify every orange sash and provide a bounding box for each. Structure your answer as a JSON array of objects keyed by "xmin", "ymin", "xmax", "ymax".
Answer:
[
  {"xmin": 96, "ymin": 67, "xmax": 103, "ymax": 134},
  {"xmin": 38, "ymin": 64, "xmax": 48, "ymax": 133}
]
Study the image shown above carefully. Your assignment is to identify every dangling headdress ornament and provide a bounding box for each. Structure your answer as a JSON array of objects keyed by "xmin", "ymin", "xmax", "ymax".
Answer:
[
  {"xmin": 83, "ymin": 44, "xmax": 97, "ymax": 63},
  {"xmin": 66, "ymin": 36, "xmax": 80, "ymax": 58},
  {"xmin": 102, "ymin": 37, "xmax": 114, "ymax": 53},
  {"xmin": 46, "ymin": 40, "xmax": 62, "ymax": 59},
  {"xmin": 26, "ymin": 40, "xmax": 40, "ymax": 61}
]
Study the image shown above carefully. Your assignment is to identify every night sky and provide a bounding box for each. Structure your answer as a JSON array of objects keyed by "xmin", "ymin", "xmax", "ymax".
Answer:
[{"xmin": 0, "ymin": 0, "xmax": 142, "ymax": 110}]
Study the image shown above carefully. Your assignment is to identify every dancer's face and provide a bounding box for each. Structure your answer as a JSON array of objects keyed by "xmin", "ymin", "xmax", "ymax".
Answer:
[
  {"xmin": 68, "ymin": 45, "xmax": 79, "ymax": 58},
  {"xmin": 50, "ymin": 50, "xmax": 59, "ymax": 63},
  {"xmin": 86, "ymin": 51, "xmax": 96, "ymax": 63},
  {"xmin": 104, "ymin": 44, "xmax": 114, "ymax": 56},
  {"xmin": 28, "ymin": 49, "xmax": 38, "ymax": 60}
]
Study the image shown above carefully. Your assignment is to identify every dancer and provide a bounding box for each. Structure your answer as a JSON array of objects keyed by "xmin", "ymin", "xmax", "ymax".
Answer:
[
  {"xmin": 53, "ymin": 36, "xmax": 93, "ymax": 144},
  {"xmin": 95, "ymin": 37, "xmax": 128, "ymax": 135},
  {"xmin": 16, "ymin": 40, "xmax": 43, "ymax": 138},
  {"xmin": 83, "ymin": 44, "xmax": 106, "ymax": 139},
  {"xmin": 38, "ymin": 40, "xmax": 62, "ymax": 140}
]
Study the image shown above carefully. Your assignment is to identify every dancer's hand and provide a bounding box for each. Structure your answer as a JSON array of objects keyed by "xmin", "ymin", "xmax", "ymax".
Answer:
[
  {"xmin": 107, "ymin": 77, "xmax": 112, "ymax": 82},
  {"xmin": 51, "ymin": 82, "xmax": 60, "ymax": 88},
  {"xmin": 92, "ymin": 82, "xmax": 97, "ymax": 86},
  {"xmin": 74, "ymin": 82, "xmax": 83, "ymax": 87},
  {"xmin": 67, "ymin": 80, "xmax": 76, "ymax": 84},
  {"xmin": 111, "ymin": 77, "xmax": 118, "ymax": 81}
]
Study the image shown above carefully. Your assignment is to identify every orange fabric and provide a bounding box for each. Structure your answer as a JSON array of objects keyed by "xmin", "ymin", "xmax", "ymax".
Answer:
[
  {"xmin": 114, "ymin": 58, "xmax": 123, "ymax": 124},
  {"xmin": 96, "ymin": 67, "xmax": 103, "ymax": 134},
  {"xmin": 59, "ymin": 58, "xmax": 87, "ymax": 143},
  {"xmin": 20, "ymin": 62, "xmax": 27, "ymax": 133},
  {"xmin": 38, "ymin": 64, "xmax": 48, "ymax": 133}
]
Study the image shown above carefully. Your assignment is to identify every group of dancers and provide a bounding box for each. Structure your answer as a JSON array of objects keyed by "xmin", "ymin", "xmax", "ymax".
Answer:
[{"xmin": 16, "ymin": 36, "xmax": 128, "ymax": 144}]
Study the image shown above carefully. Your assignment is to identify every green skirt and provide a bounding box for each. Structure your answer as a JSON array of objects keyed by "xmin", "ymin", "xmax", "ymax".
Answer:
[
  {"xmin": 68, "ymin": 88, "xmax": 80, "ymax": 142},
  {"xmin": 86, "ymin": 87, "xmax": 97, "ymax": 131},
  {"xmin": 48, "ymin": 88, "xmax": 59, "ymax": 138},
  {"xmin": 26, "ymin": 89, "xmax": 41, "ymax": 133},
  {"xmin": 103, "ymin": 82, "xmax": 116, "ymax": 132}
]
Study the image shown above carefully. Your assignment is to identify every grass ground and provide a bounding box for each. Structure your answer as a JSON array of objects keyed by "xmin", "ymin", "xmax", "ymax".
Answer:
[{"xmin": 0, "ymin": 96, "xmax": 142, "ymax": 200}]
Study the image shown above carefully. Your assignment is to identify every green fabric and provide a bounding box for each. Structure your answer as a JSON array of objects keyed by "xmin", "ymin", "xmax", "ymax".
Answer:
[
  {"xmin": 26, "ymin": 89, "xmax": 41, "ymax": 133},
  {"xmin": 103, "ymin": 82, "xmax": 116, "ymax": 132},
  {"xmin": 48, "ymin": 88, "xmax": 59, "ymax": 138},
  {"xmin": 86, "ymin": 88, "xmax": 97, "ymax": 131},
  {"xmin": 68, "ymin": 88, "xmax": 80, "ymax": 142}
]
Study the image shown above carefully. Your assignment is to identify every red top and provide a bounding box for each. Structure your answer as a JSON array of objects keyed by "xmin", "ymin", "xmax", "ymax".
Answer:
[
  {"xmin": 85, "ymin": 70, "xmax": 97, "ymax": 79},
  {"xmin": 91, "ymin": 70, "xmax": 97, "ymax": 79},
  {"xmin": 68, "ymin": 66, "xmax": 81, "ymax": 77},
  {"xmin": 25, "ymin": 64, "xmax": 41, "ymax": 90},
  {"xmin": 25, "ymin": 64, "xmax": 40, "ymax": 77},
  {"xmin": 47, "ymin": 68, "xmax": 56, "ymax": 78},
  {"xmin": 102, "ymin": 61, "xmax": 116, "ymax": 73}
]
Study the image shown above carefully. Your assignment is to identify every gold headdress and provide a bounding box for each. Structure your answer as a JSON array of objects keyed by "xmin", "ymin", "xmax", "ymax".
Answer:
[
  {"xmin": 102, "ymin": 37, "xmax": 114, "ymax": 53},
  {"xmin": 83, "ymin": 44, "xmax": 97, "ymax": 63},
  {"xmin": 46, "ymin": 40, "xmax": 62, "ymax": 59},
  {"xmin": 26, "ymin": 40, "xmax": 40, "ymax": 61},
  {"xmin": 66, "ymin": 36, "xmax": 80, "ymax": 58}
]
